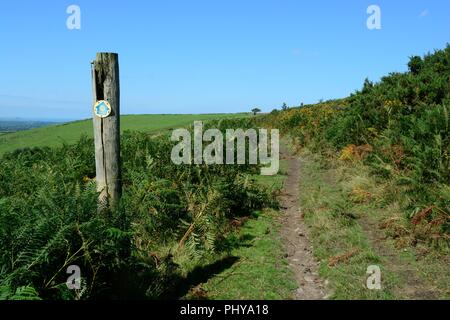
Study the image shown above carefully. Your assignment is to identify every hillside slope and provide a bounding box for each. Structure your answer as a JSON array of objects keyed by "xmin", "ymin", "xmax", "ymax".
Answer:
[
  {"xmin": 256, "ymin": 45, "xmax": 449, "ymax": 298},
  {"xmin": 260, "ymin": 45, "xmax": 449, "ymax": 237},
  {"xmin": 0, "ymin": 113, "xmax": 247, "ymax": 155}
]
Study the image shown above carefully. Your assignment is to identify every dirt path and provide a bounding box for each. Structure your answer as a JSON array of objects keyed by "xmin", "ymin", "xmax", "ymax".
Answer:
[{"xmin": 278, "ymin": 144, "xmax": 328, "ymax": 300}]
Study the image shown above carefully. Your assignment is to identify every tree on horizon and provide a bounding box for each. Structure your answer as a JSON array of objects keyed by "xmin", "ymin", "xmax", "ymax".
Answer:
[{"xmin": 251, "ymin": 107, "xmax": 261, "ymax": 115}]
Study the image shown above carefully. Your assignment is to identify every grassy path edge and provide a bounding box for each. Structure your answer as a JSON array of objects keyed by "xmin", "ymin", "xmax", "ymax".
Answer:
[{"xmin": 296, "ymin": 147, "xmax": 448, "ymax": 299}]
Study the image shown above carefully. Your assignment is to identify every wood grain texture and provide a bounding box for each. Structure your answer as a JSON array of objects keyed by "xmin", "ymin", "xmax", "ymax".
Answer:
[{"xmin": 92, "ymin": 53, "xmax": 121, "ymax": 207}]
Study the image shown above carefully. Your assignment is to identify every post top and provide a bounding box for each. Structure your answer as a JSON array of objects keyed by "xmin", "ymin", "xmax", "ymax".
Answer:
[{"xmin": 96, "ymin": 52, "xmax": 119, "ymax": 58}]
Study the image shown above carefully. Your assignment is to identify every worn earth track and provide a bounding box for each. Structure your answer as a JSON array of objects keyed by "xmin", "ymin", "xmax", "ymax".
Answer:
[{"xmin": 278, "ymin": 144, "xmax": 328, "ymax": 300}]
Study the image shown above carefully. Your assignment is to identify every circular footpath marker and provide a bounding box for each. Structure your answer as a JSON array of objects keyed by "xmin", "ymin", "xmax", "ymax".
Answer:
[{"xmin": 93, "ymin": 100, "xmax": 112, "ymax": 118}]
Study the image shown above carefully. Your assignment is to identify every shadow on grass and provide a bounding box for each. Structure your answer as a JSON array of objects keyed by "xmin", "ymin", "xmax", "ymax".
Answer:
[
  {"xmin": 163, "ymin": 232, "xmax": 258, "ymax": 299},
  {"xmin": 163, "ymin": 255, "xmax": 240, "ymax": 300},
  {"xmin": 215, "ymin": 233, "xmax": 255, "ymax": 252},
  {"xmin": 111, "ymin": 226, "xmax": 257, "ymax": 300}
]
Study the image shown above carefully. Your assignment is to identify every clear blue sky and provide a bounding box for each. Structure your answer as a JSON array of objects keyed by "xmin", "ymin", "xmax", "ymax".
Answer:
[{"xmin": 0, "ymin": 0, "xmax": 449, "ymax": 120}]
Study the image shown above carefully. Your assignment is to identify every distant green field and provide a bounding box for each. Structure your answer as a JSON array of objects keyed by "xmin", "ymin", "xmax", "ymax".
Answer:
[{"xmin": 0, "ymin": 113, "xmax": 248, "ymax": 155}]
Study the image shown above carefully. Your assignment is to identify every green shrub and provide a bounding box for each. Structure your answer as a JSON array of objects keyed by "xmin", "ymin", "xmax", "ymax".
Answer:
[{"xmin": 0, "ymin": 121, "xmax": 274, "ymax": 299}]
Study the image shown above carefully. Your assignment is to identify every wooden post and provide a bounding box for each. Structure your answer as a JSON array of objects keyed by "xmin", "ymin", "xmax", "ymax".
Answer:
[{"xmin": 91, "ymin": 52, "xmax": 121, "ymax": 208}]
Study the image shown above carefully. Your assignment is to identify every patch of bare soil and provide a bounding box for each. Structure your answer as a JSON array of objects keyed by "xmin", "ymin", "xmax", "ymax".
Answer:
[{"xmin": 278, "ymin": 144, "xmax": 328, "ymax": 300}]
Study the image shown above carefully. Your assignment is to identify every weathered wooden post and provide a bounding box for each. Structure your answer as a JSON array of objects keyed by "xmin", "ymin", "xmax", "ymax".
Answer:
[{"xmin": 91, "ymin": 52, "xmax": 121, "ymax": 208}]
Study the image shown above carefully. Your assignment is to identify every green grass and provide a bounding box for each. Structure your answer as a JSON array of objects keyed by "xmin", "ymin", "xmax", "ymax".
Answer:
[
  {"xmin": 0, "ymin": 113, "xmax": 248, "ymax": 155},
  {"xmin": 252, "ymin": 157, "xmax": 288, "ymax": 190},
  {"xmin": 179, "ymin": 157, "xmax": 296, "ymax": 300},
  {"xmin": 195, "ymin": 211, "xmax": 297, "ymax": 300},
  {"xmin": 296, "ymin": 148, "xmax": 449, "ymax": 299},
  {"xmin": 297, "ymin": 149, "xmax": 398, "ymax": 299}
]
